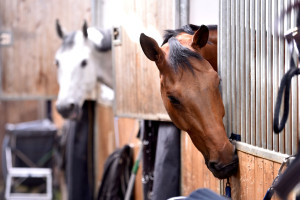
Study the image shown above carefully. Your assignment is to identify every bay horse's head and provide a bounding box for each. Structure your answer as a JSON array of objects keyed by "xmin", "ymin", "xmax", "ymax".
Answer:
[
  {"xmin": 55, "ymin": 20, "xmax": 112, "ymax": 119},
  {"xmin": 140, "ymin": 24, "xmax": 238, "ymax": 179}
]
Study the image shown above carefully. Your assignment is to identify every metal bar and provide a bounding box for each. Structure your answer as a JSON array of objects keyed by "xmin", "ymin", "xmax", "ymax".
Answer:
[
  {"xmin": 250, "ymin": 0, "xmax": 256, "ymax": 146},
  {"xmin": 293, "ymin": 4, "xmax": 300, "ymax": 155},
  {"xmin": 285, "ymin": 0, "xmax": 292, "ymax": 155},
  {"xmin": 236, "ymin": 142, "xmax": 289, "ymax": 163},
  {"xmin": 219, "ymin": 3, "xmax": 229, "ymax": 193},
  {"xmin": 273, "ymin": 0, "xmax": 279, "ymax": 152},
  {"xmin": 0, "ymin": 95, "xmax": 56, "ymax": 101},
  {"xmin": 278, "ymin": 0, "xmax": 285, "ymax": 154},
  {"xmin": 236, "ymin": 0, "xmax": 241, "ymax": 137},
  {"xmin": 245, "ymin": 0, "xmax": 251, "ymax": 144},
  {"xmin": 240, "ymin": 0, "xmax": 246, "ymax": 143},
  {"xmin": 255, "ymin": 0, "xmax": 262, "ymax": 147},
  {"xmin": 267, "ymin": 0, "xmax": 273, "ymax": 150},
  {"xmin": 261, "ymin": 0, "xmax": 267, "ymax": 149},
  {"xmin": 289, "ymin": 0, "xmax": 297, "ymax": 155},
  {"xmin": 220, "ymin": 0, "xmax": 228, "ymax": 134},
  {"xmin": 231, "ymin": 0, "xmax": 236, "ymax": 135},
  {"xmin": 174, "ymin": 0, "xmax": 180, "ymax": 28},
  {"xmin": 226, "ymin": 0, "xmax": 232, "ymax": 135},
  {"xmin": 179, "ymin": 0, "xmax": 189, "ymax": 27}
]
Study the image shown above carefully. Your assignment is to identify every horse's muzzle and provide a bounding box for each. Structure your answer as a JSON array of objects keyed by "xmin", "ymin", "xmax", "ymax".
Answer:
[
  {"xmin": 56, "ymin": 103, "xmax": 81, "ymax": 120},
  {"xmin": 206, "ymin": 148, "xmax": 239, "ymax": 179}
]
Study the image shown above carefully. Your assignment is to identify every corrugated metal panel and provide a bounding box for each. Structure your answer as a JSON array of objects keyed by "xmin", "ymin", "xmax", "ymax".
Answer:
[
  {"xmin": 219, "ymin": 0, "xmax": 298, "ymax": 155},
  {"xmin": 273, "ymin": 0, "xmax": 279, "ymax": 152},
  {"xmin": 245, "ymin": 0, "xmax": 251, "ymax": 144},
  {"xmin": 266, "ymin": 0, "xmax": 273, "ymax": 150},
  {"xmin": 250, "ymin": 0, "xmax": 256, "ymax": 146},
  {"xmin": 240, "ymin": 0, "xmax": 246, "ymax": 143}
]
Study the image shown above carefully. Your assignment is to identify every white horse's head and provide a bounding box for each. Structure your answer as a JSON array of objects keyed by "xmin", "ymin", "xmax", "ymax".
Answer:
[{"xmin": 55, "ymin": 20, "xmax": 112, "ymax": 119}]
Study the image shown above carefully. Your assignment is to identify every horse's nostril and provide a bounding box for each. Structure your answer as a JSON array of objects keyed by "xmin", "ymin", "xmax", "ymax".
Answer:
[
  {"xmin": 70, "ymin": 103, "xmax": 75, "ymax": 110},
  {"xmin": 208, "ymin": 161, "xmax": 218, "ymax": 170}
]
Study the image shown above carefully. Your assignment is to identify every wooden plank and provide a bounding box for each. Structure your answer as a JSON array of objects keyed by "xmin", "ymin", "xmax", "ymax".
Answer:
[
  {"xmin": 95, "ymin": 104, "xmax": 115, "ymax": 188},
  {"xmin": 116, "ymin": 118, "xmax": 142, "ymax": 200},
  {"xmin": 246, "ymin": 153, "xmax": 255, "ymax": 199},
  {"xmin": 113, "ymin": 0, "xmax": 174, "ymax": 119},
  {"xmin": 95, "ymin": 116, "xmax": 141, "ymax": 199},
  {"xmin": 0, "ymin": 0, "xmax": 91, "ymax": 97},
  {"xmin": 230, "ymin": 151, "xmax": 243, "ymax": 199},
  {"xmin": 136, "ymin": 0, "xmax": 169, "ymax": 117},
  {"xmin": 263, "ymin": 160, "xmax": 274, "ymax": 199},
  {"xmin": 181, "ymin": 131, "xmax": 195, "ymax": 196},
  {"xmin": 180, "ymin": 130, "xmax": 219, "ymax": 196},
  {"xmin": 272, "ymin": 162, "xmax": 281, "ymax": 200},
  {"xmin": 254, "ymin": 157, "xmax": 264, "ymax": 199}
]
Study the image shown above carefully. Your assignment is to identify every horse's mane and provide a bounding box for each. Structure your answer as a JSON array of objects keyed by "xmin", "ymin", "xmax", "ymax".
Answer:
[
  {"xmin": 162, "ymin": 24, "xmax": 217, "ymax": 46},
  {"xmin": 162, "ymin": 24, "xmax": 218, "ymax": 73},
  {"xmin": 168, "ymin": 37, "xmax": 202, "ymax": 73}
]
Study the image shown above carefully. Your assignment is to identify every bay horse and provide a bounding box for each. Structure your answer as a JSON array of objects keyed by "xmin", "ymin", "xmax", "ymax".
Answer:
[
  {"xmin": 55, "ymin": 20, "xmax": 114, "ymax": 119},
  {"xmin": 140, "ymin": 24, "xmax": 238, "ymax": 179}
]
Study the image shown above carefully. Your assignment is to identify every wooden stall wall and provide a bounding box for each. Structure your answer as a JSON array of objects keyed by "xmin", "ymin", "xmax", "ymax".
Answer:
[
  {"xmin": 181, "ymin": 131, "xmax": 220, "ymax": 196},
  {"xmin": 94, "ymin": 105, "xmax": 142, "ymax": 200},
  {"xmin": 113, "ymin": 0, "xmax": 172, "ymax": 120},
  {"xmin": 0, "ymin": 0, "xmax": 91, "ymax": 98},
  {"xmin": 0, "ymin": 0, "xmax": 92, "ymax": 194},
  {"xmin": 229, "ymin": 152, "xmax": 285, "ymax": 200}
]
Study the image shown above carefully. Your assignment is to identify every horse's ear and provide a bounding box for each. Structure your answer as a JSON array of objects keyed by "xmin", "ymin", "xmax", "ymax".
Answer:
[
  {"xmin": 192, "ymin": 25, "xmax": 209, "ymax": 49},
  {"xmin": 82, "ymin": 20, "xmax": 88, "ymax": 38},
  {"xmin": 56, "ymin": 19, "xmax": 64, "ymax": 39},
  {"xmin": 140, "ymin": 33, "xmax": 163, "ymax": 62}
]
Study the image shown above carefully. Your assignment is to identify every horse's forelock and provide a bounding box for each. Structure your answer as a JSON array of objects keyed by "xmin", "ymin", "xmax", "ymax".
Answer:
[
  {"xmin": 162, "ymin": 24, "xmax": 200, "ymax": 46},
  {"xmin": 61, "ymin": 32, "xmax": 76, "ymax": 51},
  {"xmin": 168, "ymin": 37, "xmax": 202, "ymax": 73}
]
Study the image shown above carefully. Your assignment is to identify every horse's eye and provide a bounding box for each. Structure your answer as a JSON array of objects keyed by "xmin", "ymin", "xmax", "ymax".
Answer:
[
  {"xmin": 81, "ymin": 59, "xmax": 87, "ymax": 68},
  {"xmin": 55, "ymin": 60, "xmax": 59, "ymax": 68},
  {"xmin": 168, "ymin": 96, "xmax": 180, "ymax": 105}
]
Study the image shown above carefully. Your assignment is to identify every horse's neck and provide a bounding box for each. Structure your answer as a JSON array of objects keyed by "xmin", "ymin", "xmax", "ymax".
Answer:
[{"xmin": 91, "ymin": 49, "xmax": 113, "ymax": 88}]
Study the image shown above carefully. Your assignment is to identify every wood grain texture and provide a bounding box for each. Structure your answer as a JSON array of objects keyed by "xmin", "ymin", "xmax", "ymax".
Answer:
[
  {"xmin": 95, "ymin": 104, "xmax": 116, "ymax": 190},
  {"xmin": 0, "ymin": 0, "xmax": 91, "ymax": 97},
  {"xmin": 229, "ymin": 151, "xmax": 285, "ymax": 200},
  {"xmin": 113, "ymin": 0, "xmax": 173, "ymax": 120},
  {"xmin": 94, "ymin": 115, "xmax": 142, "ymax": 200},
  {"xmin": 180, "ymin": 131, "xmax": 220, "ymax": 196},
  {"xmin": 254, "ymin": 157, "xmax": 264, "ymax": 199}
]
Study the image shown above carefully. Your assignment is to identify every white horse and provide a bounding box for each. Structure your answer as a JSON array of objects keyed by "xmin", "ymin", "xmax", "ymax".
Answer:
[{"xmin": 55, "ymin": 20, "xmax": 114, "ymax": 119}]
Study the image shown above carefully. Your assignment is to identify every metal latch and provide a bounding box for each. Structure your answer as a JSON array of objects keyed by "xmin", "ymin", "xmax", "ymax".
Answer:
[{"xmin": 112, "ymin": 26, "xmax": 122, "ymax": 46}]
